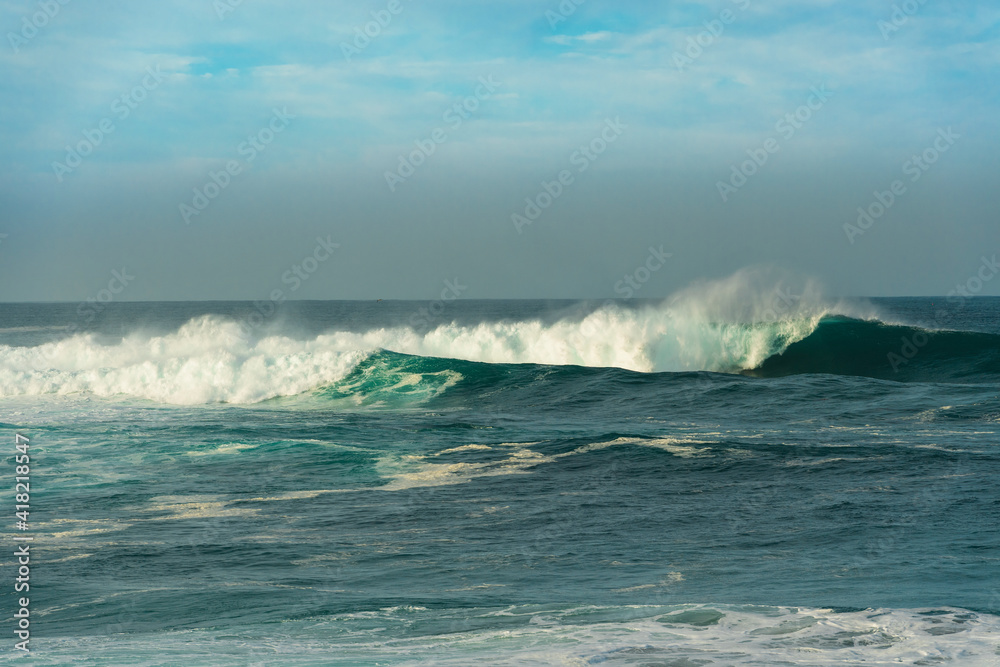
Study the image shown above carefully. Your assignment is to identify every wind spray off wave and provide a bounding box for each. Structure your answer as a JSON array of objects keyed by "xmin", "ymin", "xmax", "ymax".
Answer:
[{"xmin": 0, "ymin": 270, "xmax": 869, "ymax": 404}]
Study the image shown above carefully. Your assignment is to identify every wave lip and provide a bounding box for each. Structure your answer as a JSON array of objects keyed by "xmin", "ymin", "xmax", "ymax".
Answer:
[
  {"xmin": 0, "ymin": 308, "xmax": 830, "ymax": 404},
  {"xmin": 2, "ymin": 271, "xmax": 993, "ymax": 405},
  {"xmin": 2, "ymin": 310, "xmax": 995, "ymax": 406},
  {"xmin": 748, "ymin": 316, "xmax": 1000, "ymax": 383},
  {"xmin": 0, "ymin": 269, "xmax": 855, "ymax": 404}
]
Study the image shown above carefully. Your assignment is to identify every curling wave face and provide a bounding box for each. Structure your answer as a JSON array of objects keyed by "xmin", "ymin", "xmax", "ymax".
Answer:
[
  {"xmin": 0, "ymin": 289, "xmax": 847, "ymax": 404},
  {"xmin": 1, "ymin": 272, "xmax": 996, "ymax": 405}
]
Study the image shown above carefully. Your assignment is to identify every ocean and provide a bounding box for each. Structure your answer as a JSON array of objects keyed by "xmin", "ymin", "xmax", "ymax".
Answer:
[{"xmin": 1, "ymin": 291, "xmax": 998, "ymax": 665}]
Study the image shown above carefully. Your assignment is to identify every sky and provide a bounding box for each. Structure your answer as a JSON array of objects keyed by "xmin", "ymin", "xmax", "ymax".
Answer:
[{"xmin": 0, "ymin": 0, "xmax": 998, "ymax": 301}]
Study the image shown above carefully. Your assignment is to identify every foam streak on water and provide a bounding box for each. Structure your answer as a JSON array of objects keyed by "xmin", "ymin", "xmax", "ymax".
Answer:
[{"xmin": 14, "ymin": 605, "xmax": 1000, "ymax": 666}]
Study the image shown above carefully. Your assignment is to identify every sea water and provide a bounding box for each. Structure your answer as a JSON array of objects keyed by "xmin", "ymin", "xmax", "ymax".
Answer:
[{"xmin": 0, "ymin": 291, "xmax": 998, "ymax": 665}]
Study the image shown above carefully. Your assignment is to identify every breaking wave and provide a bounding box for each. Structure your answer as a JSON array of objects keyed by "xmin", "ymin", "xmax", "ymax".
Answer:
[{"xmin": 2, "ymin": 270, "xmax": 993, "ymax": 405}]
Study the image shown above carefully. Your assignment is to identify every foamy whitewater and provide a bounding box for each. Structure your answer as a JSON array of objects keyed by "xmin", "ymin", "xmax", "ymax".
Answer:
[
  {"xmin": 1, "ymin": 281, "xmax": 998, "ymax": 664},
  {"xmin": 0, "ymin": 271, "xmax": 877, "ymax": 405}
]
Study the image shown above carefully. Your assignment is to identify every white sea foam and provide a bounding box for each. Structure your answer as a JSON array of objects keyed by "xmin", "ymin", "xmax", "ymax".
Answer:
[
  {"xmin": 374, "ymin": 436, "xmax": 715, "ymax": 490},
  {"xmin": 18, "ymin": 604, "xmax": 1000, "ymax": 665},
  {"xmin": 0, "ymin": 317, "xmax": 370, "ymax": 404},
  {"xmin": 0, "ymin": 270, "xmax": 875, "ymax": 404}
]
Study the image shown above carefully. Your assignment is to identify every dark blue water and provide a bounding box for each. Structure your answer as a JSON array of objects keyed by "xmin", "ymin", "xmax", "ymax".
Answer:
[{"xmin": 1, "ymin": 298, "xmax": 998, "ymax": 664}]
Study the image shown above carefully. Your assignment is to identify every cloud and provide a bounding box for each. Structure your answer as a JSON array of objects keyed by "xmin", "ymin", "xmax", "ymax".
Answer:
[
  {"xmin": 0, "ymin": 1, "xmax": 998, "ymax": 299},
  {"xmin": 544, "ymin": 30, "xmax": 615, "ymax": 46}
]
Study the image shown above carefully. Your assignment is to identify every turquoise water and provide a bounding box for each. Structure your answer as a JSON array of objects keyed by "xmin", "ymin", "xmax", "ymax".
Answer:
[{"xmin": 1, "ymin": 298, "xmax": 998, "ymax": 665}]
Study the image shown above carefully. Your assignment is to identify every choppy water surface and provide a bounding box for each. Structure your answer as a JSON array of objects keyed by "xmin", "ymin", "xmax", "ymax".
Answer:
[{"xmin": 1, "ymin": 295, "xmax": 998, "ymax": 665}]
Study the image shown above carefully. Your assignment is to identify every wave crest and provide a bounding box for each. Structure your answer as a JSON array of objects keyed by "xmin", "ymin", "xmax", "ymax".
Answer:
[
  {"xmin": 0, "ymin": 271, "xmax": 881, "ymax": 404},
  {"xmin": 0, "ymin": 317, "xmax": 369, "ymax": 404}
]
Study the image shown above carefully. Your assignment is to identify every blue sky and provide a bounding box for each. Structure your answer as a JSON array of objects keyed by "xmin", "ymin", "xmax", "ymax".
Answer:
[{"xmin": 1, "ymin": 0, "xmax": 998, "ymax": 301}]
